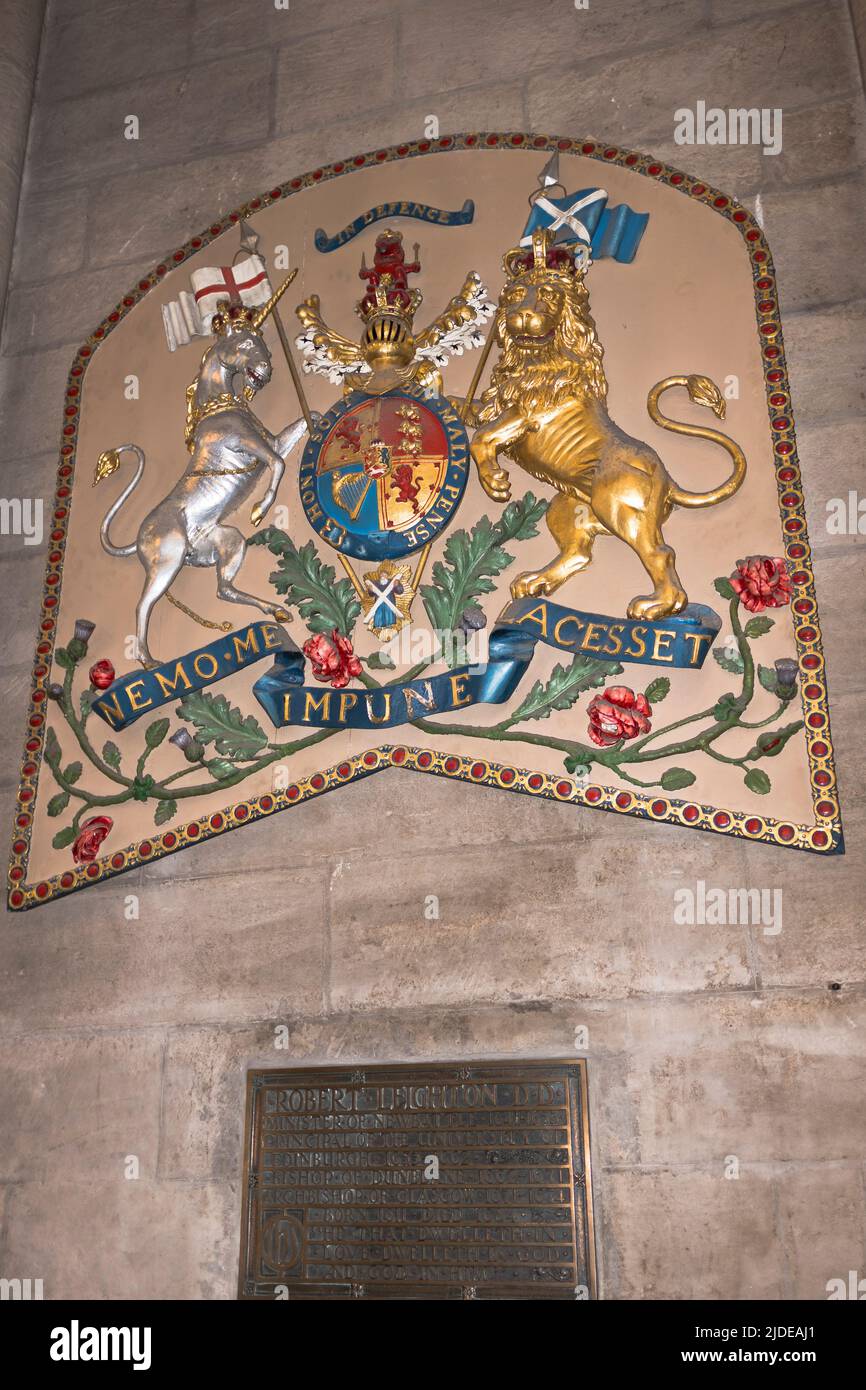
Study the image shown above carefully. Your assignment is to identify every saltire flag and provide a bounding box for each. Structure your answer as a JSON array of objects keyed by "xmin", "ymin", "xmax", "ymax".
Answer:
[
  {"xmin": 161, "ymin": 254, "xmax": 273, "ymax": 351},
  {"xmin": 521, "ymin": 187, "xmax": 649, "ymax": 264}
]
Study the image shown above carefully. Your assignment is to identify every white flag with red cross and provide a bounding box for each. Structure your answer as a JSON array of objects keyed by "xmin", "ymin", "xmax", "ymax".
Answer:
[{"xmin": 161, "ymin": 254, "xmax": 273, "ymax": 351}]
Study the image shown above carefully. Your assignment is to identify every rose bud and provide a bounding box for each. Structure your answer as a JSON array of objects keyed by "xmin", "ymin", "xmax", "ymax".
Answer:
[{"xmin": 89, "ymin": 658, "xmax": 116, "ymax": 690}]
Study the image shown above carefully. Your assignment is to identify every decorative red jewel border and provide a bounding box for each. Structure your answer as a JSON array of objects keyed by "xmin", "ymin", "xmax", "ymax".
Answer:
[{"xmin": 6, "ymin": 132, "xmax": 842, "ymax": 911}]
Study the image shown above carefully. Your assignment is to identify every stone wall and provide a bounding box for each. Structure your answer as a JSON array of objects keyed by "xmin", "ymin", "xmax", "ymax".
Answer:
[{"xmin": 1, "ymin": 0, "xmax": 864, "ymax": 1300}]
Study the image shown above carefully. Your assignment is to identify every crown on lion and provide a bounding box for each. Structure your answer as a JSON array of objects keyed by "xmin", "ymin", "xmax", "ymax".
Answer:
[{"xmin": 502, "ymin": 226, "xmax": 591, "ymax": 282}]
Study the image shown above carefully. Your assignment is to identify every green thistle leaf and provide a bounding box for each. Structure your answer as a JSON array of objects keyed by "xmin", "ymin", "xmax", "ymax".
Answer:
[
  {"xmin": 745, "ymin": 615, "xmax": 774, "ymax": 637},
  {"xmin": 206, "ymin": 757, "xmax": 237, "ymax": 781},
  {"xmin": 47, "ymin": 790, "xmax": 70, "ymax": 817},
  {"xmin": 644, "ymin": 676, "xmax": 670, "ymax": 704},
  {"xmin": 154, "ymin": 797, "xmax": 177, "ymax": 826},
  {"xmin": 421, "ymin": 492, "xmax": 547, "ymax": 633},
  {"xmin": 714, "ymin": 577, "xmax": 737, "ymax": 600},
  {"xmin": 510, "ymin": 655, "xmax": 621, "ymax": 724},
  {"xmin": 63, "ymin": 762, "xmax": 82, "ymax": 786},
  {"xmin": 660, "ymin": 767, "xmax": 696, "ymax": 791},
  {"xmin": 54, "ymin": 647, "xmax": 73, "ymax": 670},
  {"xmin": 712, "ymin": 646, "xmax": 744, "ymax": 675},
  {"xmin": 757, "ymin": 664, "xmax": 778, "ymax": 692},
  {"xmin": 52, "ymin": 825, "xmax": 76, "ymax": 850},
  {"xmin": 249, "ymin": 528, "xmax": 361, "ymax": 635},
  {"xmin": 744, "ymin": 767, "xmax": 771, "ymax": 794},
  {"xmin": 103, "ymin": 741, "xmax": 122, "ymax": 770},
  {"xmin": 178, "ymin": 690, "xmax": 268, "ymax": 759}
]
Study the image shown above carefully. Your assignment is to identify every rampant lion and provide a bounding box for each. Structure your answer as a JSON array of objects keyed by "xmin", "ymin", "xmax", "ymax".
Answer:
[{"xmin": 468, "ymin": 228, "xmax": 747, "ymax": 620}]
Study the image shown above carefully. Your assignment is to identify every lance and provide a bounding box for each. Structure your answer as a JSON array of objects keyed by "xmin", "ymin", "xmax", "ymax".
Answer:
[{"xmin": 236, "ymin": 219, "xmax": 315, "ymax": 433}]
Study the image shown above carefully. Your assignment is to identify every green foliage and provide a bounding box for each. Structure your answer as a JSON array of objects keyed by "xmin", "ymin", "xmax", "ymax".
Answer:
[
  {"xmin": 63, "ymin": 762, "xmax": 82, "ymax": 785},
  {"xmin": 421, "ymin": 493, "xmax": 548, "ymax": 633},
  {"xmin": 744, "ymin": 615, "xmax": 774, "ymax": 638},
  {"xmin": 644, "ymin": 676, "xmax": 670, "ymax": 704},
  {"xmin": 365, "ymin": 650, "xmax": 395, "ymax": 671},
  {"xmin": 54, "ymin": 647, "xmax": 73, "ymax": 670},
  {"xmin": 714, "ymin": 577, "xmax": 737, "ymax": 600},
  {"xmin": 103, "ymin": 741, "xmax": 122, "ymax": 770},
  {"xmin": 178, "ymin": 690, "xmax": 268, "ymax": 760},
  {"xmin": 145, "ymin": 717, "xmax": 170, "ymax": 749},
  {"xmin": 47, "ymin": 790, "xmax": 70, "ymax": 817},
  {"xmin": 660, "ymin": 766, "xmax": 696, "ymax": 791},
  {"xmin": 758, "ymin": 664, "xmax": 778, "ymax": 692},
  {"xmin": 44, "ymin": 726, "xmax": 61, "ymax": 770},
  {"xmin": 510, "ymin": 655, "xmax": 620, "ymax": 725},
  {"xmin": 712, "ymin": 645, "xmax": 744, "ymax": 676},
  {"xmin": 154, "ymin": 797, "xmax": 177, "ymax": 826},
  {"xmin": 206, "ymin": 757, "xmax": 237, "ymax": 781},
  {"xmin": 249, "ymin": 528, "xmax": 361, "ymax": 635},
  {"xmin": 744, "ymin": 767, "xmax": 771, "ymax": 794},
  {"xmin": 51, "ymin": 825, "xmax": 76, "ymax": 850}
]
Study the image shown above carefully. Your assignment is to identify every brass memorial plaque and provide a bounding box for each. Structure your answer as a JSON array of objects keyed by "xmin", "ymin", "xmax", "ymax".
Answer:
[{"xmin": 239, "ymin": 1060, "xmax": 595, "ymax": 1300}]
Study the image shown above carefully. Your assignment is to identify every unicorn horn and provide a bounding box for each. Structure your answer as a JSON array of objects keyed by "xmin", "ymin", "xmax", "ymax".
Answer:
[{"xmin": 252, "ymin": 267, "xmax": 298, "ymax": 329}]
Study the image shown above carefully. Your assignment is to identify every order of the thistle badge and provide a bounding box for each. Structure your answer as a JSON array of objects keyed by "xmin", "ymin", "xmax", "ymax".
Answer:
[{"xmin": 8, "ymin": 137, "xmax": 843, "ymax": 910}]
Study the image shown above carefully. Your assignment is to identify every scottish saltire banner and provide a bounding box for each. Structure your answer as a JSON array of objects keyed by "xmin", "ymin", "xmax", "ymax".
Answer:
[
  {"xmin": 521, "ymin": 186, "xmax": 649, "ymax": 261},
  {"xmin": 8, "ymin": 134, "xmax": 841, "ymax": 911}
]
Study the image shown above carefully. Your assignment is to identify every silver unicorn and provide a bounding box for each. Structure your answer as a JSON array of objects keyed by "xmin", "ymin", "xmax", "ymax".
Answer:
[{"xmin": 94, "ymin": 272, "xmax": 308, "ymax": 667}]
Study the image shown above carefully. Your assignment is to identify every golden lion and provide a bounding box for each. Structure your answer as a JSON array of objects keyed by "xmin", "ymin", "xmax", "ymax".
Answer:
[{"xmin": 468, "ymin": 229, "xmax": 747, "ymax": 620}]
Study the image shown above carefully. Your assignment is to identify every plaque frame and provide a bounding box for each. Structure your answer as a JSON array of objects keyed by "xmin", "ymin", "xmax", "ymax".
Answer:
[{"xmin": 238, "ymin": 1058, "xmax": 596, "ymax": 1300}]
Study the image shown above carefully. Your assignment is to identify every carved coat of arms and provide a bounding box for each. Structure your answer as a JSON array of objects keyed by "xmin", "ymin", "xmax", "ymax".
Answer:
[{"xmin": 8, "ymin": 135, "xmax": 841, "ymax": 909}]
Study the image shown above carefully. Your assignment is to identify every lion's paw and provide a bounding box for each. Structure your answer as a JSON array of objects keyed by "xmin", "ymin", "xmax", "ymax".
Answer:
[
  {"xmin": 627, "ymin": 591, "xmax": 687, "ymax": 621},
  {"xmin": 511, "ymin": 571, "xmax": 554, "ymax": 599}
]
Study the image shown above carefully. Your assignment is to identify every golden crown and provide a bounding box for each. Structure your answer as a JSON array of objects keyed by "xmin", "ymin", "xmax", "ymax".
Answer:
[
  {"xmin": 502, "ymin": 226, "xmax": 590, "ymax": 282},
  {"xmin": 210, "ymin": 269, "xmax": 297, "ymax": 337}
]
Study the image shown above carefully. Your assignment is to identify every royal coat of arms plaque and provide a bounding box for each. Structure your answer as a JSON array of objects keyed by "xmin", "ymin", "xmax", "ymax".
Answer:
[{"xmin": 8, "ymin": 133, "xmax": 842, "ymax": 909}]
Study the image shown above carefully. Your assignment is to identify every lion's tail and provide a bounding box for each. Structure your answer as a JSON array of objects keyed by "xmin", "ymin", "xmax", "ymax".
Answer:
[
  {"xmin": 93, "ymin": 444, "xmax": 145, "ymax": 556},
  {"xmin": 647, "ymin": 374, "xmax": 747, "ymax": 509}
]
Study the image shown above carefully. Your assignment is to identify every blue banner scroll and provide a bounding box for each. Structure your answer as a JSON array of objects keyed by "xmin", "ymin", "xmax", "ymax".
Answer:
[
  {"xmin": 91, "ymin": 621, "xmax": 296, "ymax": 732},
  {"xmin": 522, "ymin": 187, "xmax": 649, "ymax": 263},
  {"xmin": 252, "ymin": 603, "xmax": 720, "ymax": 730},
  {"xmin": 252, "ymin": 627, "xmax": 535, "ymax": 729},
  {"xmin": 497, "ymin": 597, "xmax": 721, "ymax": 669},
  {"xmin": 315, "ymin": 198, "xmax": 475, "ymax": 253}
]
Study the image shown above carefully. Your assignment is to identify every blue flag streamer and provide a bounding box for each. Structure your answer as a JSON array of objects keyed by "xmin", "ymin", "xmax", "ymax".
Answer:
[{"xmin": 522, "ymin": 187, "xmax": 649, "ymax": 263}]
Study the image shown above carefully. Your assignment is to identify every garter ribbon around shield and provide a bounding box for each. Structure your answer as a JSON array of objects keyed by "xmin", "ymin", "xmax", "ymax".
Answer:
[{"xmin": 8, "ymin": 134, "xmax": 843, "ymax": 910}]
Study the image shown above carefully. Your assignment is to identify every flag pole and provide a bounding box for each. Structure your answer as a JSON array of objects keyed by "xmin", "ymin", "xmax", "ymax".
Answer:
[{"xmin": 236, "ymin": 220, "xmax": 315, "ymax": 434}]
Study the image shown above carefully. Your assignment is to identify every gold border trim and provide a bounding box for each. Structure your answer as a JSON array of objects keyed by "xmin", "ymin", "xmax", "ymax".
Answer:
[{"xmin": 7, "ymin": 132, "xmax": 843, "ymax": 911}]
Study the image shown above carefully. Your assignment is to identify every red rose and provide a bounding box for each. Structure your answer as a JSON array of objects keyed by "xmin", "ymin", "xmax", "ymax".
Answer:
[
  {"xmin": 587, "ymin": 686, "xmax": 652, "ymax": 748},
  {"xmin": 72, "ymin": 815, "xmax": 113, "ymax": 864},
  {"xmin": 302, "ymin": 629, "xmax": 362, "ymax": 689},
  {"xmin": 89, "ymin": 658, "xmax": 116, "ymax": 690},
  {"xmin": 730, "ymin": 556, "xmax": 792, "ymax": 613}
]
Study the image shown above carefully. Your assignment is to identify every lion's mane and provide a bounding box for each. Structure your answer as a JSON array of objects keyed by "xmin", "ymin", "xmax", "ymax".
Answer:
[{"xmin": 477, "ymin": 269, "xmax": 608, "ymax": 423}]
